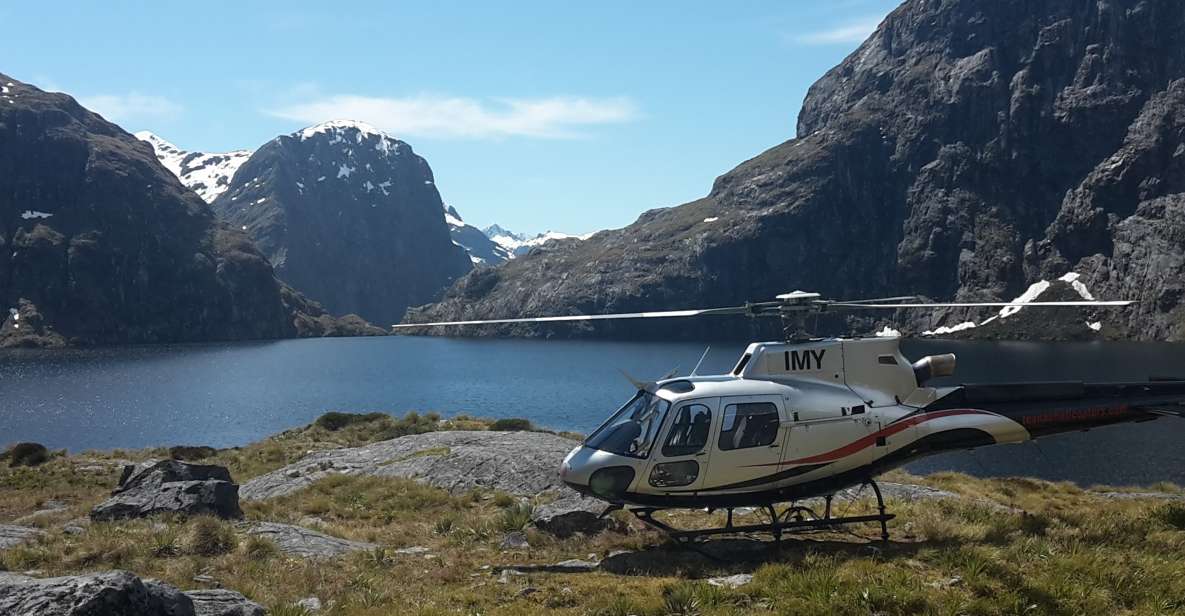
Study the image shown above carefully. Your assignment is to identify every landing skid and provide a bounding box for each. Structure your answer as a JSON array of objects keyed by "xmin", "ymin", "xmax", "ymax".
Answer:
[{"xmin": 628, "ymin": 479, "xmax": 894, "ymax": 553}]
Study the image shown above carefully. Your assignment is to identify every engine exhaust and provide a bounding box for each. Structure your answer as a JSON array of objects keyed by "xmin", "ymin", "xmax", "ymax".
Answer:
[{"xmin": 913, "ymin": 353, "xmax": 957, "ymax": 384}]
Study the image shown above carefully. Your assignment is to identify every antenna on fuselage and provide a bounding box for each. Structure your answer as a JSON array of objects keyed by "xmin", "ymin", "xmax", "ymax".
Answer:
[{"xmin": 690, "ymin": 346, "xmax": 711, "ymax": 376}]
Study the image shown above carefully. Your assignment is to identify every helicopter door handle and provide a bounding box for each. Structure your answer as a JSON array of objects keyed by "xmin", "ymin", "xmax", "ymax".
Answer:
[
  {"xmin": 694, "ymin": 451, "xmax": 707, "ymax": 457},
  {"xmin": 769, "ymin": 442, "xmax": 781, "ymax": 448}
]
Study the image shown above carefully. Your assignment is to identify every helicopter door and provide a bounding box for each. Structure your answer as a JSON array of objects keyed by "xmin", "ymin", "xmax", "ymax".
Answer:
[
  {"xmin": 699, "ymin": 396, "xmax": 787, "ymax": 492},
  {"xmin": 785, "ymin": 412, "xmax": 879, "ymax": 476},
  {"xmin": 644, "ymin": 398, "xmax": 718, "ymax": 493}
]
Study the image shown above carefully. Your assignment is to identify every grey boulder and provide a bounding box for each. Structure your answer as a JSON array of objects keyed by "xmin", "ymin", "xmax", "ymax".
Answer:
[
  {"xmin": 91, "ymin": 459, "xmax": 243, "ymax": 521},
  {"xmin": 187, "ymin": 589, "xmax": 265, "ymax": 616},
  {"xmin": 0, "ymin": 570, "xmax": 195, "ymax": 616},
  {"xmin": 530, "ymin": 494, "xmax": 618, "ymax": 538}
]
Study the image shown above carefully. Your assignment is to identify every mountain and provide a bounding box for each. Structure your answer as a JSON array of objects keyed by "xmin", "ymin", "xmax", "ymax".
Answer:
[
  {"xmin": 407, "ymin": 0, "xmax": 1185, "ymax": 341},
  {"xmin": 211, "ymin": 120, "xmax": 472, "ymax": 325},
  {"xmin": 445, "ymin": 206, "xmax": 512, "ymax": 265},
  {"xmin": 135, "ymin": 132, "xmax": 250, "ymax": 203},
  {"xmin": 0, "ymin": 75, "xmax": 379, "ymax": 348},
  {"xmin": 481, "ymin": 225, "xmax": 592, "ymax": 258}
]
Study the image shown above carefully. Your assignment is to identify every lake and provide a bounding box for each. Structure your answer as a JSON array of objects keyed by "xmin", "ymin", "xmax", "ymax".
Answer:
[{"xmin": 2, "ymin": 335, "xmax": 1185, "ymax": 487}]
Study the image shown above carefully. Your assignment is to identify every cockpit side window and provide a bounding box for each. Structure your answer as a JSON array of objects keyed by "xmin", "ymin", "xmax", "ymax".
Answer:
[
  {"xmin": 584, "ymin": 391, "xmax": 671, "ymax": 459},
  {"xmin": 718, "ymin": 402, "xmax": 780, "ymax": 450},
  {"xmin": 662, "ymin": 403, "xmax": 711, "ymax": 457}
]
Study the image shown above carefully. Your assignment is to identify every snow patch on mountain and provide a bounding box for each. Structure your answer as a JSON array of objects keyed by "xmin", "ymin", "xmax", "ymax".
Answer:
[
  {"xmin": 922, "ymin": 272, "xmax": 1104, "ymax": 336},
  {"xmin": 136, "ymin": 131, "xmax": 251, "ymax": 203}
]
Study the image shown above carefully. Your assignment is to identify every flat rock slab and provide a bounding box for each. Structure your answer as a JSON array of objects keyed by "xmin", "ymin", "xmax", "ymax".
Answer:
[
  {"xmin": 493, "ymin": 558, "xmax": 601, "ymax": 574},
  {"xmin": 243, "ymin": 522, "xmax": 377, "ymax": 558},
  {"xmin": 187, "ymin": 589, "xmax": 265, "ymax": 616},
  {"xmin": 0, "ymin": 570, "xmax": 195, "ymax": 616},
  {"xmin": 1091, "ymin": 491, "xmax": 1185, "ymax": 501},
  {"xmin": 707, "ymin": 573, "xmax": 754, "ymax": 589},
  {"xmin": 241, "ymin": 430, "xmax": 580, "ymax": 501},
  {"xmin": 0, "ymin": 524, "xmax": 45, "ymax": 549}
]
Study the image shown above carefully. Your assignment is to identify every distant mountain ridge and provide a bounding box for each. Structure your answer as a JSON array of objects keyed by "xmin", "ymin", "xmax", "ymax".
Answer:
[
  {"xmin": 0, "ymin": 74, "xmax": 377, "ymax": 347},
  {"xmin": 444, "ymin": 206, "xmax": 512, "ymax": 265},
  {"xmin": 407, "ymin": 0, "xmax": 1185, "ymax": 341},
  {"xmin": 481, "ymin": 225, "xmax": 592, "ymax": 258},
  {"xmin": 211, "ymin": 120, "xmax": 472, "ymax": 325}
]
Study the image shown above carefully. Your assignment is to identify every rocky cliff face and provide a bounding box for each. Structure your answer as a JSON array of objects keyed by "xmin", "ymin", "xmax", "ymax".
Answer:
[
  {"xmin": 0, "ymin": 75, "xmax": 376, "ymax": 347},
  {"xmin": 409, "ymin": 0, "xmax": 1185, "ymax": 340},
  {"xmin": 212, "ymin": 121, "xmax": 472, "ymax": 326}
]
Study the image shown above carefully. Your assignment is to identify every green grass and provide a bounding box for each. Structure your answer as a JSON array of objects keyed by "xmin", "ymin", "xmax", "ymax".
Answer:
[{"xmin": 2, "ymin": 418, "xmax": 1185, "ymax": 615}]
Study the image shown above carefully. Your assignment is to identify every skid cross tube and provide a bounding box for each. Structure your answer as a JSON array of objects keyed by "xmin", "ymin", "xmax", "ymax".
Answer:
[{"xmin": 630, "ymin": 479, "xmax": 895, "ymax": 547}]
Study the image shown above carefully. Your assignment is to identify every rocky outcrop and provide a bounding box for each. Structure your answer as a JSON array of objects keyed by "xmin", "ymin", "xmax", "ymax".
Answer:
[
  {"xmin": 242, "ymin": 522, "xmax": 376, "ymax": 559},
  {"xmin": 408, "ymin": 0, "xmax": 1185, "ymax": 341},
  {"xmin": 0, "ymin": 75, "xmax": 376, "ymax": 347},
  {"xmin": 240, "ymin": 430, "xmax": 579, "ymax": 501},
  {"xmin": 0, "ymin": 570, "xmax": 195, "ymax": 616},
  {"xmin": 90, "ymin": 460, "xmax": 242, "ymax": 521},
  {"xmin": 211, "ymin": 120, "xmax": 471, "ymax": 325},
  {"xmin": 0, "ymin": 571, "xmax": 265, "ymax": 616}
]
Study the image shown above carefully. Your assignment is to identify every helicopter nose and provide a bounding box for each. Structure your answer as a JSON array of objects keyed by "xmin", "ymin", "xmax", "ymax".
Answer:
[
  {"xmin": 560, "ymin": 446, "xmax": 580, "ymax": 481},
  {"xmin": 558, "ymin": 445, "xmax": 639, "ymax": 500}
]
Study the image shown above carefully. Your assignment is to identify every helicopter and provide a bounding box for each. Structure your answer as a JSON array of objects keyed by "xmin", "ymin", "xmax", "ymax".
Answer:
[{"xmin": 394, "ymin": 290, "xmax": 1185, "ymax": 545}]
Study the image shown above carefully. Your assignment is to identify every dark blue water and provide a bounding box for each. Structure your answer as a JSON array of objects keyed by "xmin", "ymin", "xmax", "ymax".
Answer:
[{"xmin": 2, "ymin": 336, "xmax": 1184, "ymax": 487}]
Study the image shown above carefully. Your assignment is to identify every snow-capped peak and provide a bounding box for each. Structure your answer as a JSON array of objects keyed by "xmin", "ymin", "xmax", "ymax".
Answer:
[
  {"xmin": 136, "ymin": 132, "xmax": 252, "ymax": 203},
  {"xmin": 297, "ymin": 119, "xmax": 389, "ymax": 141}
]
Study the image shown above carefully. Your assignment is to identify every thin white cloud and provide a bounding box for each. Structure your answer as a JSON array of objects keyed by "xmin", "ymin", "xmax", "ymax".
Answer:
[
  {"xmin": 266, "ymin": 94, "xmax": 639, "ymax": 140},
  {"xmin": 792, "ymin": 16, "xmax": 883, "ymax": 45},
  {"xmin": 79, "ymin": 92, "xmax": 183, "ymax": 123}
]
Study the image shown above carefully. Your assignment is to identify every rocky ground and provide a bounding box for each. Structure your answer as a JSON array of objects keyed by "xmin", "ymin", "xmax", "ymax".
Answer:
[{"xmin": 2, "ymin": 412, "xmax": 1185, "ymax": 615}]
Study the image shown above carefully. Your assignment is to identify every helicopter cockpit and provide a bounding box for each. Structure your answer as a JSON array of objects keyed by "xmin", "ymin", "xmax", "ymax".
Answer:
[{"xmin": 583, "ymin": 390, "xmax": 670, "ymax": 459}]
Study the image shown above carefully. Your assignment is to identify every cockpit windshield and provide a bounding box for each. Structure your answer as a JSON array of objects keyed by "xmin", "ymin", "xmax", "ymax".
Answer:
[{"xmin": 584, "ymin": 391, "xmax": 670, "ymax": 459}]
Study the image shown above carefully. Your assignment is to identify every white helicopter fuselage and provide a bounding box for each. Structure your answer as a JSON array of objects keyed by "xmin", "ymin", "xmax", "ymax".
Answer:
[{"xmin": 559, "ymin": 336, "xmax": 1172, "ymax": 508}]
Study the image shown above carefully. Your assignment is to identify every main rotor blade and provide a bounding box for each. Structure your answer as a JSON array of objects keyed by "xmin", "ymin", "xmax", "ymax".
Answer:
[
  {"xmin": 835, "ymin": 295, "xmax": 923, "ymax": 304},
  {"xmin": 392, "ymin": 305, "xmax": 754, "ymax": 328},
  {"xmin": 827, "ymin": 300, "xmax": 1134, "ymax": 309}
]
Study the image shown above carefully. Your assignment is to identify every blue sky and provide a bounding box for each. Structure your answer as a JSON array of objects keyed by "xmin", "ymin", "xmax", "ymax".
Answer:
[{"xmin": 1, "ymin": 0, "xmax": 901, "ymax": 234}]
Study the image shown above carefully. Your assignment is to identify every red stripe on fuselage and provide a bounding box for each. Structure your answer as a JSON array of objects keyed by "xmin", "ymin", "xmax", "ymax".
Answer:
[{"xmin": 743, "ymin": 409, "xmax": 994, "ymax": 467}]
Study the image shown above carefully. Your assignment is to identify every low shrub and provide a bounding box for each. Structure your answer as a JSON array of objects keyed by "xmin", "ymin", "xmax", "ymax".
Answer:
[
  {"xmin": 5, "ymin": 442, "xmax": 49, "ymax": 467},
  {"xmin": 490, "ymin": 418, "xmax": 533, "ymax": 432},
  {"xmin": 315, "ymin": 411, "xmax": 388, "ymax": 431},
  {"xmin": 168, "ymin": 445, "xmax": 217, "ymax": 461}
]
